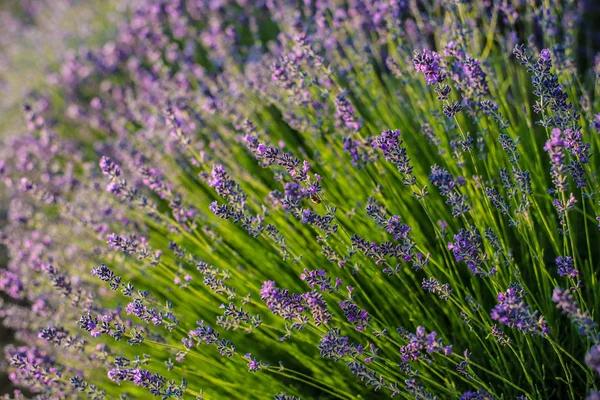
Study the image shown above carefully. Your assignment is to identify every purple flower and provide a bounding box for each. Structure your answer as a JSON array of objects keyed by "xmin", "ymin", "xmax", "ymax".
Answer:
[
  {"xmin": 540, "ymin": 48, "xmax": 551, "ymax": 62},
  {"xmin": 244, "ymin": 134, "xmax": 314, "ymax": 184},
  {"xmin": 544, "ymin": 128, "xmax": 568, "ymax": 191},
  {"xmin": 243, "ymin": 353, "xmax": 267, "ymax": 372},
  {"xmin": 208, "ymin": 164, "xmax": 247, "ymax": 209},
  {"xmin": 460, "ymin": 390, "xmax": 494, "ymax": 400},
  {"xmin": 372, "ymin": 129, "xmax": 416, "ymax": 186},
  {"xmin": 301, "ymin": 291, "xmax": 332, "ymax": 326},
  {"xmin": 398, "ymin": 326, "xmax": 452, "ymax": 363},
  {"xmin": 485, "ymin": 187, "xmax": 510, "ymax": 215},
  {"xmin": 491, "ymin": 324, "xmax": 511, "ymax": 346},
  {"xmin": 342, "ymin": 137, "xmax": 375, "ymax": 168},
  {"xmin": 422, "ymin": 277, "xmax": 452, "ymax": 300},
  {"xmin": 588, "ymin": 390, "xmax": 600, "ymax": 400},
  {"xmin": 38, "ymin": 326, "xmax": 69, "ymax": 346},
  {"xmin": 335, "ymin": 93, "xmax": 362, "ymax": 132},
  {"xmin": 365, "ymin": 198, "xmax": 413, "ymax": 241},
  {"xmin": 446, "ymin": 47, "xmax": 489, "ymax": 101},
  {"xmin": 555, "ymin": 256, "xmax": 578, "ymax": 278},
  {"xmin": 443, "ymin": 100, "xmax": 462, "ymax": 118},
  {"xmin": 429, "ymin": 165, "xmax": 469, "ymax": 217},
  {"xmin": 125, "ymin": 299, "xmax": 145, "ymax": 317},
  {"xmin": 586, "ymin": 345, "xmax": 600, "ymax": 376},
  {"xmin": 0, "ymin": 269, "xmax": 24, "ymax": 299},
  {"xmin": 564, "ymin": 128, "xmax": 591, "ymax": 164},
  {"xmin": 99, "ymin": 157, "xmax": 129, "ymax": 198},
  {"xmin": 461, "ymin": 57, "xmax": 489, "ymax": 98},
  {"xmin": 91, "ymin": 264, "xmax": 116, "ymax": 281},
  {"xmin": 107, "ymin": 366, "xmax": 174, "ymax": 395},
  {"xmin": 386, "ymin": 216, "xmax": 412, "ymax": 240},
  {"xmin": 552, "ymin": 287, "xmax": 597, "ymax": 341},
  {"xmin": 491, "ymin": 283, "xmax": 548, "ymax": 336},
  {"xmin": 99, "ymin": 156, "xmax": 121, "ymax": 177},
  {"xmin": 131, "ymin": 368, "xmax": 152, "ymax": 386},
  {"xmin": 78, "ymin": 312, "xmax": 97, "ymax": 333},
  {"xmin": 188, "ymin": 320, "xmax": 219, "ymax": 344},
  {"xmin": 107, "ymin": 368, "xmax": 129, "ymax": 384},
  {"xmin": 448, "ymin": 227, "xmax": 487, "ymax": 275},
  {"xmin": 591, "ymin": 114, "xmax": 600, "ymax": 134},
  {"xmin": 413, "ymin": 49, "xmax": 444, "ymax": 85},
  {"xmin": 300, "ymin": 269, "xmax": 336, "ymax": 292},
  {"xmin": 318, "ymin": 328, "xmax": 359, "ymax": 361},
  {"xmin": 405, "ymin": 378, "xmax": 435, "ymax": 399},
  {"xmin": 339, "ymin": 300, "xmax": 369, "ymax": 331},
  {"xmin": 351, "ymin": 233, "xmax": 418, "ymax": 271},
  {"xmin": 260, "ymin": 281, "xmax": 306, "ymax": 322}
]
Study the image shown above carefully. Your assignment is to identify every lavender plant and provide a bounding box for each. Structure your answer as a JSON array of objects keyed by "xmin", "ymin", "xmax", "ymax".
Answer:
[{"xmin": 1, "ymin": 1, "xmax": 600, "ymax": 399}]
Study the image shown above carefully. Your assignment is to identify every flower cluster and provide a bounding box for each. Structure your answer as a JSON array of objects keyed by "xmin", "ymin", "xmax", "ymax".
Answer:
[
  {"xmin": 430, "ymin": 166, "xmax": 470, "ymax": 217},
  {"xmin": 491, "ymin": 284, "xmax": 549, "ymax": 336},
  {"xmin": 553, "ymin": 287, "xmax": 597, "ymax": 342},
  {"xmin": 555, "ymin": 256, "xmax": 578, "ymax": 278},
  {"xmin": 413, "ymin": 50, "xmax": 445, "ymax": 86},
  {"xmin": 318, "ymin": 328, "xmax": 361, "ymax": 361},
  {"xmin": 339, "ymin": 300, "xmax": 370, "ymax": 332},
  {"xmin": 0, "ymin": 1, "xmax": 599, "ymax": 399},
  {"xmin": 398, "ymin": 326, "xmax": 453, "ymax": 363},
  {"xmin": 372, "ymin": 129, "xmax": 416, "ymax": 186},
  {"xmin": 260, "ymin": 281, "xmax": 331, "ymax": 327},
  {"xmin": 422, "ymin": 278, "xmax": 453, "ymax": 301},
  {"xmin": 448, "ymin": 227, "xmax": 489, "ymax": 276},
  {"xmin": 544, "ymin": 129, "xmax": 569, "ymax": 193}
]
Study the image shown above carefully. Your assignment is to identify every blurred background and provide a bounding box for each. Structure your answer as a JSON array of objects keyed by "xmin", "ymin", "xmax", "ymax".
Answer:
[
  {"xmin": 0, "ymin": 209, "xmax": 10, "ymax": 392},
  {"xmin": 0, "ymin": 0, "xmax": 122, "ymax": 394}
]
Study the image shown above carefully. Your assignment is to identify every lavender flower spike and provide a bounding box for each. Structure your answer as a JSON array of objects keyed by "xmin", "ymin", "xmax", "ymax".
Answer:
[{"xmin": 413, "ymin": 49, "xmax": 445, "ymax": 85}]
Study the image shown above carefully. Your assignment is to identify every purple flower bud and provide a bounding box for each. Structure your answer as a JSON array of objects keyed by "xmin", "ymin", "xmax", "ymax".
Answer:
[
  {"xmin": 99, "ymin": 156, "xmax": 121, "ymax": 177},
  {"xmin": 553, "ymin": 287, "xmax": 597, "ymax": 340},
  {"xmin": 591, "ymin": 114, "xmax": 600, "ymax": 134},
  {"xmin": 422, "ymin": 277, "xmax": 452, "ymax": 300},
  {"xmin": 413, "ymin": 49, "xmax": 444, "ymax": 85},
  {"xmin": 448, "ymin": 227, "xmax": 487, "ymax": 275},
  {"xmin": 339, "ymin": 300, "xmax": 369, "ymax": 331},
  {"xmin": 491, "ymin": 283, "xmax": 548, "ymax": 336},
  {"xmin": 335, "ymin": 93, "xmax": 362, "ymax": 132},
  {"xmin": 372, "ymin": 130, "xmax": 415, "ymax": 186},
  {"xmin": 587, "ymin": 345, "xmax": 600, "ymax": 376},
  {"xmin": 555, "ymin": 256, "xmax": 578, "ymax": 278},
  {"xmin": 460, "ymin": 389, "xmax": 494, "ymax": 400},
  {"xmin": 318, "ymin": 328, "xmax": 360, "ymax": 361},
  {"xmin": 399, "ymin": 326, "xmax": 452, "ymax": 363}
]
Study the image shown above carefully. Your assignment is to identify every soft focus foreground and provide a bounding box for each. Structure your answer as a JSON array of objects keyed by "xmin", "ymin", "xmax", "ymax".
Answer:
[{"xmin": 1, "ymin": 1, "xmax": 600, "ymax": 399}]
